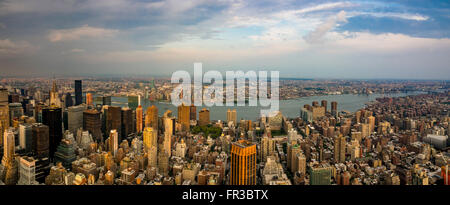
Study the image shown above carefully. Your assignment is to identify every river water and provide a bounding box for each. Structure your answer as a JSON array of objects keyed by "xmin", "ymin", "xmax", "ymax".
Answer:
[{"xmin": 99, "ymin": 91, "xmax": 425, "ymax": 121}]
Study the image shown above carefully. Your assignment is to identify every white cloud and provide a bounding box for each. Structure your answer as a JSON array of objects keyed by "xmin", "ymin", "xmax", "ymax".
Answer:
[
  {"xmin": 304, "ymin": 11, "xmax": 348, "ymax": 44},
  {"xmin": 273, "ymin": 1, "xmax": 354, "ymax": 19},
  {"xmin": 87, "ymin": 34, "xmax": 305, "ymax": 64},
  {"xmin": 249, "ymin": 27, "xmax": 299, "ymax": 43},
  {"xmin": 88, "ymin": 31, "xmax": 450, "ymax": 67},
  {"xmin": 1, "ymin": 0, "xmax": 445, "ymax": 78},
  {"xmin": 48, "ymin": 25, "xmax": 118, "ymax": 42},
  {"xmin": 227, "ymin": 2, "xmax": 354, "ymax": 29},
  {"xmin": 226, "ymin": 16, "xmax": 279, "ymax": 28},
  {"xmin": 295, "ymin": 2, "xmax": 355, "ymax": 14},
  {"xmin": 325, "ymin": 32, "xmax": 450, "ymax": 53},
  {"xmin": 0, "ymin": 39, "xmax": 34, "ymax": 57},
  {"xmin": 358, "ymin": 12, "xmax": 429, "ymax": 21}
]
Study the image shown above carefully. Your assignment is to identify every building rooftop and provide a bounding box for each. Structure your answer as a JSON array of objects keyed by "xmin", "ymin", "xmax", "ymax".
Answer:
[{"xmin": 234, "ymin": 139, "xmax": 254, "ymax": 148}]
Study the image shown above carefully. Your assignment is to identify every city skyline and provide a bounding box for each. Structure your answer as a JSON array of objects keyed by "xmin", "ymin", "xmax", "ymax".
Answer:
[
  {"xmin": 0, "ymin": 0, "xmax": 450, "ymax": 79},
  {"xmin": 1, "ymin": 1, "xmax": 450, "ymax": 201},
  {"xmin": 0, "ymin": 75, "xmax": 448, "ymax": 186}
]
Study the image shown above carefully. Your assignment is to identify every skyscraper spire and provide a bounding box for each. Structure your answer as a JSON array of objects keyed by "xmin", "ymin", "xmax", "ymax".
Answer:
[
  {"xmin": 50, "ymin": 80, "xmax": 59, "ymax": 107},
  {"xmin": 52, "ymin": 80, "xmax": 57, "ymax": 93}
]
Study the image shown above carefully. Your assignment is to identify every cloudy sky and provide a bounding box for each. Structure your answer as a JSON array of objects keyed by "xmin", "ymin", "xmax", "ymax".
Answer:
[{"xmin": 0, "ymin": 0, "xmax": 449, "ymax": 79}]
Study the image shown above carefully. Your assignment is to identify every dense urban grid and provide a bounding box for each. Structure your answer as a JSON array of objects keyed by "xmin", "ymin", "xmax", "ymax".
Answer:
[{"xmin": 0, "ymin": 78, "xmax": 448, "ymax": 185}]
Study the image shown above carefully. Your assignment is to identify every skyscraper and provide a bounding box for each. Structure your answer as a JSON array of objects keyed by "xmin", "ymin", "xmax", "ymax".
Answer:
[
  {"xmin": 54, "ymin": 138, "xmax": 76, "ymax": 169},
  {"xmin": 106, "ymin": 106, "xmax": 122, "ymax": 142},
  {"xmin": 227, "ymin": 109, "xmax": 237, "ymax": 125},
  {"xmin": 32, "ymin": 123, "xmax": 49, "ymax": 158},
  {"xmin": 86, "ymin": 93, "xmax": 93, "ymax": 106},
  {"xmin": 350, "ymin": 139, "xmax": 361, "ymax": 161},
  {"xmin": 163, "ymin": 131, "xmax": 171, "ymax": 157},
  {"xmin": 198, "ymin": 108, "xmax": 210, "ymax": 126},
  {"xmin": 230, "ymin": 140, "xmax": 257, "ymax": 185},
  {"xmin": 190, "ymin": 104, "xmax": 196, "ymax": 121},
  {"xmin": 0, "ymin": 88, "xmax": 9, "ymax": 147},
  {"xmin": 143, "ymin": 127, "xmax": 157, "ymax": 151},
  {"xmin": 42, "ymin": 106, "xmax": 63, "ymax": 160},
  {"xmin": 19, "ymin": 123, "xmax": 32, "ymax": 153},
  {"xmin": 34, "ymin": 103, "xmax": 44, "ymax": 123},
  {"xmin": 136, "ymin": 105, "xmax": 143, "ymax": 133},
  {"xmin": 148, "ymin": 145, "xmax": 157, "ymax": 168},
  {"xmin": 297, "ymin": 152, "xmax": 306, "ymax": 175},
  {"xmin": 367, "ymin": 115, "xmax": 376, "ymax": 133},
  {"xmin": 290, "ymin": 145, "xmax": 301, "ymax": 173},
  {"xmin": 2, "ymin": 128, "xmax": 15, "ymax": 165},
  {"xmin": 145, "ymin": 105, "xmax": 158, "ymax": 131},
  {"xmin": 9, "ymin": 102, "xmax": 23, "ymax": 126},
  {"xmin": 178, "ymin": 104, "xmax": 190, "ymax": 132},
  {"xmin": 355, "ymin": 110, "xmax": 362, "ymax": 123},
  {"xmin": 109, "ymin": 130, "xmax": 118, "ymax": 156},
  {"xmin": 68, "ymin": 104, "xmax": 85, "ymax": 134},
  {"xmin": 121, "ymin": 107, "xmax": 133, "ymax": 139},
  {"xmin": 0, "ymin": 88, "xmax": 9, "ymax": 106},
  {"xmin": 75, "ymin": 80, "xmax": 82, "ymax": 106},
  {"xmin": 64, "ymin": 93, "xmax": 73, "ymax": 108},
  {"xmin": 158, "ymin": 151, "xmax": 169, "ymax": 176},
  {"xmin": 260, "ymin": 136, "xmax": 275, "ymax": 162},
  {"xmin": 309, "ymin": 102, "xmax": 325, "ymax": 121},
  {"xmin": 360, "ymin": 123, "xmax": 370, "ymax": 138},
  {"xmin": 309, "ymin": 164, "xmax": 332, "ymax": 185},
  {"xmin": 334, "ymin": 135, "xmax": 346, "ymax": 163},
  {"xmin": 163, "ymin": 110, "xmax": 175, "ymax": 138},
  {"xmin": 1, "ymin": 128, "xmax": 17, "ymax": 185},
  {"xmin": 331, "ymin": 101, "xmax": 338, "ymax": 117},
  {"xmin": 17, "ymin": 156, "xmax": 38, "ymax": 185},
  {"xmin": 83, "ymin": 109, "xmax": 102, "ymax": 141},
  {"xmin": 321, "ymin": 100, "xmax": 328, "ymax": 113}
]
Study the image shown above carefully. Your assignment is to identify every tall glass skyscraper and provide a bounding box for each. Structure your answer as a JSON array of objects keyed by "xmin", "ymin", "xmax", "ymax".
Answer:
[
  {"xmin": 75, "ymin": 80, "xmax": 82, "ymax": 106},
  {"xmin": 42, "ymin": 107, "xmax": 63, "ymax": 160}
]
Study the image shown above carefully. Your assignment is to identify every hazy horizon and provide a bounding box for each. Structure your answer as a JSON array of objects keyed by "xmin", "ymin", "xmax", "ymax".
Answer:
[{"xmin": 1, "ymin": 72, "xmax": 450, "ymax": 81}]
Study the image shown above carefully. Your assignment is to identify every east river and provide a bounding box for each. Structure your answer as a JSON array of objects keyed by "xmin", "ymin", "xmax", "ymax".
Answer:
[{"xmin": 98, "ymin": 91, "xmax": 426, "ymax": 121}]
